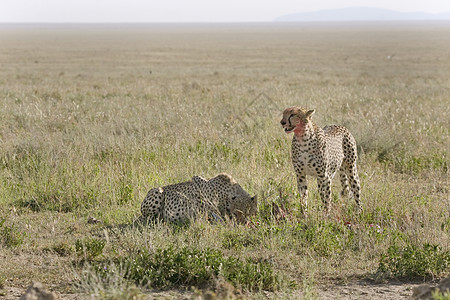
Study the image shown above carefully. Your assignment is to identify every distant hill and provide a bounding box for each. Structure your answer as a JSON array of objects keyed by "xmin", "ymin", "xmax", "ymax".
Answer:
[{"xmin": 274, "ymin": 7, "xmax": 450, "ymax": 22}]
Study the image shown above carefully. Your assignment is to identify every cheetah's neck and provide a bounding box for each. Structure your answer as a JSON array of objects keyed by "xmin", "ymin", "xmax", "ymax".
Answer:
[{"xmin": 294, "ymin": 121, "xmax": 319, "ymax": 144}]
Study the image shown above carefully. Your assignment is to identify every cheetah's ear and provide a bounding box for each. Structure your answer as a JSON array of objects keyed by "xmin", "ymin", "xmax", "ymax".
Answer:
[
  {"xmin": 192, "ymin": 175, "xmax": 207, "ymax": 183},
  {"xmin": 305, "ymin": 109, "xmax": 315, "ymax": 119},
  {"xmin": 215, "ymin": 173, "xmax": 235, "ymax": 184}
]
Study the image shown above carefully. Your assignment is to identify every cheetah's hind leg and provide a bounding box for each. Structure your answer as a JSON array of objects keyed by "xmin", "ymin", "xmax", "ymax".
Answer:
[
  {"xmin": 342, "ymin": 162, "xmax": 362, "ymax": 213},
  {"xmin": 339, "ymin": 165, "xmax": 350, "ymax": 198},
  {"xmin": 140, "ymin": 187, "xmax": 164, "ymax": 224},
  {"xmin": 348, "ymin": 166, "xmax": 362, "ymax": 213}
]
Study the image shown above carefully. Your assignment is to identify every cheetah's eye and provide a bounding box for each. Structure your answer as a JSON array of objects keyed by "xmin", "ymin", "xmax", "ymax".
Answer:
[{"xmin": 288, "ymin": 114, "xmax": 294, "ymax": 124}]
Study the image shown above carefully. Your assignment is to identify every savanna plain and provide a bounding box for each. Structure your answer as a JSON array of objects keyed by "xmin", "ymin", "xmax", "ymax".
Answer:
[{"xmin": 0, "ymin": 22, "xmax": 449, "ymax": 299}]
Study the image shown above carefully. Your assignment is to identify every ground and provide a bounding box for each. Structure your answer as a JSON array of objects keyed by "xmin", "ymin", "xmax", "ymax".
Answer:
[{"xmin": 0, "ymin": 281, "xmax": 427, "ymax": 299}]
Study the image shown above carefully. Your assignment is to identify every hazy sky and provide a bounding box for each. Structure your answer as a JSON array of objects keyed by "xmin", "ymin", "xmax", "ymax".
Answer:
[{"xmin": 1, "ymin": 0, "xmax": 450, "ymax": 23}]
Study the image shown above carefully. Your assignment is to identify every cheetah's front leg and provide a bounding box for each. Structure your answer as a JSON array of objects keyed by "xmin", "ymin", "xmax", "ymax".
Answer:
[
  {"xmin": 295, "ymin": 172, "xmax": 308, "ymax": 214},
  {"xmin": 317, "ymin": 175, "xmax": 332, "ymax": 214}
]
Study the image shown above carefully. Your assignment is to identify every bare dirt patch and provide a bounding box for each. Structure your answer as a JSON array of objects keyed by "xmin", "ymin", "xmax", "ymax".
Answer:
[{"xmin": 317, "ymin": 280, "xmax": 423, "ymax": 300}]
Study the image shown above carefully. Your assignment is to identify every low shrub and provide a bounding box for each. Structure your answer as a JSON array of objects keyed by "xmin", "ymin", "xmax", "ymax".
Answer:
[
  {"xmin": 377, "ymin": 243, "xmax": 449, "ymax": 280},
  {"xmin": 95, "ymin": 245, "xmax": 281, "ymax": 292}
]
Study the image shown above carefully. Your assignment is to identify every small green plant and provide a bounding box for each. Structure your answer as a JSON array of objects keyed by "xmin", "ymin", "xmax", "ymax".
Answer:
[
  {"xmin": 0, "ymin": 217, "xmax": 25, "ymax": 248},
  {"xmin": 75, "ymin": 238, "xmax": 105, "ymax": 260},
  {"xmin": 378, "ymin": 243, "xmax": 449, "ymax": 280}
]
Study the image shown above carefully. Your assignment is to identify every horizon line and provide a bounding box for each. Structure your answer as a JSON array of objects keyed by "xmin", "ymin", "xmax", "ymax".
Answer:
[{"xmin": 2, "ymin": 19, "xmax": 450, "ymax": 24}]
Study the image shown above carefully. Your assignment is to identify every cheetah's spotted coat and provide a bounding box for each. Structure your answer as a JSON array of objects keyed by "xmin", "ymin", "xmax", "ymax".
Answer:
[
  {"xmin": 140, "ymin": 174, "xmax": 257, "ymax": 224},
  {"xmin": 280, "ymin": 107, "xmax": 362, "ymax": 213}
]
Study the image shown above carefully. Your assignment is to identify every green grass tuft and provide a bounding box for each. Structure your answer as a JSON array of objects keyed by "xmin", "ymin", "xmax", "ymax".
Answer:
[
  {"xmin": 0, "ymin": 217, "xmax": 25, "ymax": 248},
  {"xmin": 75, "ymin": 238, "xmax": 106, "ymax": 260}
]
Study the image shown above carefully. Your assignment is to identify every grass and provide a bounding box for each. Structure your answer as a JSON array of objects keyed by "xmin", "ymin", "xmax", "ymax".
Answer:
[{"xmin": 0, "ymin": 22, "xmax": 449, "ymax": 298}]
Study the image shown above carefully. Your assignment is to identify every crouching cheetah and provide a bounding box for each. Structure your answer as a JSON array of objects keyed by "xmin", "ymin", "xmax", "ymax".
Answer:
[
  {"xmin": 140, "ymin": 173, "xmax": 257, "ymax": 225},
  {"xmin": 280, "ymin": 107, "xmax": 362, "ymax": 214}
]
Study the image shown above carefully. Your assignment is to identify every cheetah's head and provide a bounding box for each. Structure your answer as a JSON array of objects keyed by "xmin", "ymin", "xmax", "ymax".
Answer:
[
  {"xmin": 213, "ymin": 174, "xmax": 257, "ymax": 223},
  {"xmin": 229, "ymin": 191, "xmax": 258, "ymax": 224},
  {"xmin": 280, "ymin": 107, "xmax": 315, "ymax": 134}
]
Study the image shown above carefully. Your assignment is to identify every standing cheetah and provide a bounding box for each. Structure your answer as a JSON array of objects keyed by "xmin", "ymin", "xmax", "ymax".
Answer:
[{"xmin": 280, "ymin": 107, "xmax": 362, "ymax": 213}]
